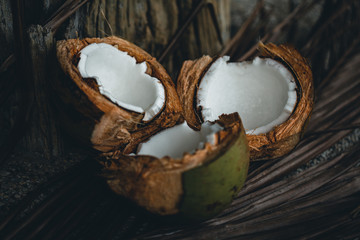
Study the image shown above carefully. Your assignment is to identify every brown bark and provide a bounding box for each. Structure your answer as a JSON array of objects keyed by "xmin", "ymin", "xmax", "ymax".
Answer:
[
  {"xmin": 21, "ymin": 25, "xmax": 63, "ymax": 158},
  {"xmin": 77, "ymin": 0, "xmax": 230, "ymax": 74},
  {"xmin": 0, "ymin": 0, "xmax": 13, "ymax": 64}
]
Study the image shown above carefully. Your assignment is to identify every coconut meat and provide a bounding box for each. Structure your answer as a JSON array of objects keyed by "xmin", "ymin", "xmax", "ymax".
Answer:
[
  {"xmin": 136, "ymin": 122, "xmax": 222, "ymax": 159},
  {"xmin": 197, "ymin": 56, "xmax": 297, "ymax": 135},
  {"xmin": 78, "ymin": 43, "xmax": 165, "ymax": 121}
]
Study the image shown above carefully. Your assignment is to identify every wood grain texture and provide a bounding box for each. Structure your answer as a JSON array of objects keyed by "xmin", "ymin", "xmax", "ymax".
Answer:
[
  {"xmin": 0, "ymin": 0, "xmax": 13, "ymax": 63},
  {"xmin": 23, "ymin": 25, "xmax": 63, "ymax": 157},
  {"xmin": 62, "ymin": 0, "xmax": 230, "ymax": 74}
]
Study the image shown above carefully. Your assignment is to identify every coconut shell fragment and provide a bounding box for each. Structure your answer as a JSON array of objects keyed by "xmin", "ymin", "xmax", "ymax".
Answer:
[
  {"xmin": 100, "ymin": 113, "xmax": 249, "ymax": 220},
  {"xmin": 55, "ymin": 36, "xmax": 183, "ymax": 153},
  {"xmin": 177, "ymin": 42, "xmax": 314, "ymax": 160}
]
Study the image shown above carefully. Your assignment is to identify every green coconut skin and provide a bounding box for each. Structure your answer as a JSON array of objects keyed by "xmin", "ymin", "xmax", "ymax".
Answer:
[{"xmin": 179, "ymin": 128, "xmax": 249, "ymax": 220}]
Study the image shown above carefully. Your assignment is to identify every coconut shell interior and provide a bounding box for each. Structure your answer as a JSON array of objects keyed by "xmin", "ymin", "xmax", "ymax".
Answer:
[
  {"xmin": 177, "ymin": 42, "xmax": 314, "ymax": 160},
  {"xmin": 56, "ymin": 36, "xmax": 183, "ymax": 153}
]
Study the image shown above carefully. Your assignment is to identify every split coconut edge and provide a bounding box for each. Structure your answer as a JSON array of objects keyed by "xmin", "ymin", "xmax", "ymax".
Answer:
[{"xmin": 177, "ymin": 42, "xmax": 314, "ymax": 160}]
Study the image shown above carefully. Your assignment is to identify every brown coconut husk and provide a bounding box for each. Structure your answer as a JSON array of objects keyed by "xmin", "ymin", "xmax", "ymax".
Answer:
[
  {"xmin": 56, "ymin": 36, "xmax": 183, "ymax": 153},
  {"xmin": 177, "ymin": 42, "xmax": 314, "ymax": 160},
  {"xmin": 247, "ymin": 42, "xmax": 314, "ymax": 160}
]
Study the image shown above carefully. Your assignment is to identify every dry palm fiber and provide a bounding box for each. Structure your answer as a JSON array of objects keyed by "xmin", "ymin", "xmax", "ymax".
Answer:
[{"xmin": 0, "ymin": 0, "xmax": 360, "ymax": 239}]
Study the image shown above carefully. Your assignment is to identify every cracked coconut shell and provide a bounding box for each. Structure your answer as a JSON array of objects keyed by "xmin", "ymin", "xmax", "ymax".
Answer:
[
  {"xmin": 55, "ymin": 36, "xmax": 183, "ymax": 153},
  {"xmin": 100, "ymin": 113, "xmax": 249, "ymax": 220},
  {"xmin": 177, "ymin": 42, "xmax": 314, "ymax": 160},
  {"xmin": 55, "ymin": 36, "xmax": 250, "ymax": 220}
]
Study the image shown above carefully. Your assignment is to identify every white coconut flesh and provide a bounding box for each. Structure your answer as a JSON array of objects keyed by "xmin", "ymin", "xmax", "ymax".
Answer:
[
  {"xmin": 136, "ymin": 121, "xmax": 223, "ymax": 159},
  {"xmin": 77, "ymin": 43, "xmax": 165, "ymax": 121},
  {"xmin": 197, "ymin": 56, "xmax": 297, "ymax": 135}
]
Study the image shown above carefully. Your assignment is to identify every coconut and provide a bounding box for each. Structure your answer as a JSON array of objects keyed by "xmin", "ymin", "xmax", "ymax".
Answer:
[
  {"xmin": 55, "ymin": 36, "xmax": 250, "ymax": 220},
  {"xmin": 177, "ymin": 42, "xmax": 314, "ymax": 160},
  {"xmin": 55, "ymin": 37, "xmax": 183, "ymax": 153},
  {"xmin": 100, "ymin": 113, "xmax": 249, "ymax": 220}
]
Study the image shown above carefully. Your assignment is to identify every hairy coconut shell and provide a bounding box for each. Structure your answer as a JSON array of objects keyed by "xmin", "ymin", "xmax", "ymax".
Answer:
[
  {"xmin": 100, "ymin": 113, "xmax": 249, "ymax": 220},
  {"xmin": 55, "ymin": 36, "xmax": 183, "ymax": 153},
  {"xmin": 177, "ymin": 42, "xmax": 314, "ymax": 160}
]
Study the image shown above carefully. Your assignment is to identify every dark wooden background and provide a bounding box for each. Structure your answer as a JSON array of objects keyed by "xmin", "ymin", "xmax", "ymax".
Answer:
[{"xmin": 0, "ymin": 0, "xmax": 360, "ymax": 239}]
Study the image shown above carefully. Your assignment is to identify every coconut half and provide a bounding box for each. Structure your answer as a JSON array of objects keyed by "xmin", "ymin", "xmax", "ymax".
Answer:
[
  {"xmin": 177, "ymin": 42, "xmax": 314, "ymax": 160},
  {"xmin": 55, "ymin": 36, "xmax": 183, "ymax": 152},
  {"xmin": 197, "ymin": 56, "xmax": 297, "ymax": 135},
  {"xmin": 101, "ymin": 113, "xmax": 249, "ymax": 220},
  {"xmin": 77, "ymin": 43, "xmax": 165, "ymax": 121}
]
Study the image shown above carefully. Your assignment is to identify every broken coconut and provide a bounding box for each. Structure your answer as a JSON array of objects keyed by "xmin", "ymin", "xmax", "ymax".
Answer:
[
  {"xmin": 55, "ymin": 36, "xmax": 249, "ymax": 220},
  {"xmin": 177, "ymin": 42, "xmax": 314, "ymax": 160},
  {"xmin": 101, "ymin": 113, "xmax": 249, "ymax": 220},
  {"xmin": 55, "ymin": 37, "xmax": 183, "ymax": 152}
]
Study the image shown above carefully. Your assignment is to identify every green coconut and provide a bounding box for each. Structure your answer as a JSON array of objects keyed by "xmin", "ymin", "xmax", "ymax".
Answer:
[{"xmin": 100, "ymin": 113, "xmax": 249, "ymax": 220}]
